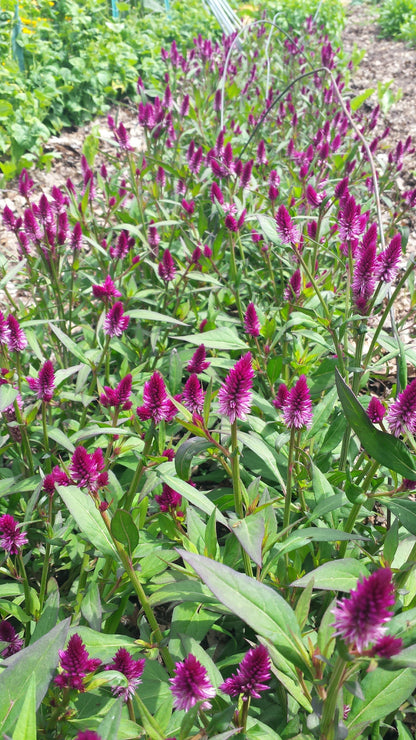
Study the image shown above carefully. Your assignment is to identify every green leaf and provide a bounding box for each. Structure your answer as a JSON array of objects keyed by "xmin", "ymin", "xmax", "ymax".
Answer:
[
  {"xmin": 347, "ymin": 668, "xmax": 416, "ymax": 737},
  {"xmin": 47, "ymin": 427, "xmax": 75, "ymax": 453},
  {"xmin": 0, "ymin": 385, "xmax": 18, "ymax": 412},
  {"xmin": 128, "ymin": 309, "xmax": 188, "ymax": 326},
  {"xmin": 335, "ymin": 369, "xmax": 416, "ymax": 480},
  {"xmin": 175, "ymin": 437, "xmax": 213, "ymax": 480},
  {"xmin": 291, "ymin": 559, "xmax": 370, "ymax": 592},
  {"xmin": 96, "ymin": 700, "xmax": 123, "ymax": 740},
  {"xmin": 229, "ymin": 512, "xmax": 265, "ymax": 567},
  {"xmin": 350, "ymin": 88, "xmax": 375, "ymax": 111},
  {"xmin": 148, "ymin": 579, "xmax": 219, "ymax": 608},
  {"xmin": 178, "ymin": 550, "xmax": 309, "ymax": 671},
  {"xmin": 31, "ymin": 589, "xmax": 60, "ymax": 642},
  {"xmin": 111, "ymin": 509, "xmax": 139, "ymax": 554},
  {"xmin": 11, "ymin": 673, "xmax": 36, "ymax": 740},
  {"xmin": 49, "ymin": 323, "xmax": 89, "ymax": 364},
  {"xmin": 71, "ymin": 626, "xmax": 138, "ymax": 662},
  {"xmin": 238, "ymin": 431, "xmax": 286, "ymax": 489},
  {"xmin": 158, "ymin": 468, "xmax": 228, "ymax": 527},
  {"xmin": 174, "ymin": 327, "xmax": 246, "ymax": 350},
  {"xmin": 57, "ymin": 485, "xmax": 119, "ymax": 560},
  {"xmin": 0, "ymin": 619, "xmax": 70, "ymax": 734},
  {"xmin": 385, "ymin": 499, "xmax": 416, "ymax": 536}
]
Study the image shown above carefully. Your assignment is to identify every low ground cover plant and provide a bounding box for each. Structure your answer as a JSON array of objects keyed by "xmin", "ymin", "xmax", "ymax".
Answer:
[
  {"xmin": 378, "ymin": 0, "xmax": 416, "ymax": 43},
  {"xmin": 1, "ymin": 6, "xmax": 416, "ymax": 739}
]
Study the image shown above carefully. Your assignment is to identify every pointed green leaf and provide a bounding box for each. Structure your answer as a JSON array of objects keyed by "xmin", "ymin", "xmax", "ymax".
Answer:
[
  {"xmin": 178, "ymin": 549, "xmax": 309, "ymax": 671},
  {"xmin": 11, "ymin": 673, "xmax": 36, "ymax": 740},
  {"xmin": 347, "ymin": 668, "xmax": 416, "ymax": 738},
  {"xmin": 128, "ymin": 309, "xmax": 188, "ymax": 326},
  {"xmin": 174, "ymin": 327, "xmax": 246, "ymax": 350},
  {"xmin": 96, "ymin": 699, "xmax": 123, "ymax": 740},
  {"xmin": 49, "ymin": 323, "xmax": 89, "ymax": 364},
  {"xmin": 32, "ymin": 589, "xmax": 60, "ymax": 642},
  {"xmin": 0, "ymin": 385, "xmax": 18, "ymax": 412},
  {"xmin": 111, "ymin": 509, "xmax": 139, "ymax": 554},
  {"xmin": 291, "ymin": 559, "xmax": 369, "ymax": 592},
  {"xmin": 57, "ymin": 485, "xmax": 119, "ymax": 559},
  {"xmin": 229, "ymin": 512, "xmax": 265, "ymax": 567},
  {"xmin": 0, "ymin": 619, "xmax": 70, "ymax": 734},
  {"xmin": 158, "ymin": 469, "xmax": 228, "ymax": 526},
  {"xmin": 175, "ymin": 437, "xmax": 213, "ymax": 481},
  {"xmin": 335, "ymin": 369, "xmax": 416, "ymax": 480},
  {"xmin": 385, "ymin": 499, "xmax": 416, "ymax": 536}
]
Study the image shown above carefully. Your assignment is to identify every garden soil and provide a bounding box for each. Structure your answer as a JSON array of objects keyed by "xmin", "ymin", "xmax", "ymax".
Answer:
[{"xmin": 1, "ymin": 1, "xmax": 416, "ymax": 305}]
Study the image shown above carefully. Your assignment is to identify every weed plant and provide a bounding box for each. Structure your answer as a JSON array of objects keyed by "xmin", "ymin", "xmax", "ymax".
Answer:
[{"xmin": 1, "ymin": 9, "xmax": 416, "ymax": 740}]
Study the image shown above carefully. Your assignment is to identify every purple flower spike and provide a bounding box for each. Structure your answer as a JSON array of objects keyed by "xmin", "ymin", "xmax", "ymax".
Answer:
[
  {"xmin": 273, "ymin": 383, "xmax": 289, "ymax": 410},
  {"xmin": 244, "ymin": 303, "xmax": 260, "ymax": 337},
  {"xmin": 182, "ymin": 374, "xmax": 205, "ymax": 413},
  {"xmin": 69, "ymin": 447, "xmax": 108, "ymax": 494},
  {"xmin": 55, "ymin": 633, "xmax": 101, "ymax": 691},
  {"xmin": 92, "ymin": 275, "xmax": 122, "ymax": 300},
  {"xmin": 220, "ymin": 644, "xmax": 271, "ymax": 700},
  {"xmin": 275, "ymin": 204, "xmax": 300, "ymax": 245},
  {"xmin": 27, "ymin": 360, "xmax": 55, "ymax": 402},
  {"xmin": 375, "ymin": 234, "xmax": 402, "ymax": 283},
  {"xmin": 332, "ymin": 567, "xmax": 396, "ymax": 653},
  {"xmin": 283, "ymin": 376, "xmax": 313, "ymax": 429},
  {"xmin": 158, "ymin": 249, "xmax": 176, "ymax": 282},
  {"xmin": 0, "ymin": 620, "xmax": 24, "ymax": 657},
  {"xmin": 367, "ymin": 397, "xmax": 386, "ymax": 424},
  {"xmin": 6, "ymin": 315, "xmax": 27, "ymax": 352},
  {"xmin": 386, "ymin": 378, "xmax": 416, "ymax": 437},
  {"xmin": 107, "ymin": 648, "xmax": 145, "ymax": 701},
  {"xmin": 104, "ymin": 302, "xmax": 130, "ymax": 338},
  {"xmin": 352, "ymin": 241, "xmax": 376, "ymax": 315},
  {"xmin": 136, "ymin": 371, "xmax": 171, "ymax": 424},
  {"xmin": 100, "ymin": 374, "xmax": 132, "ymax": 410},
  {"xmin": 187, "ymin": 344, "xmax": 210, "ymax": 374},
  {"xmin": 0, "ymin": 514, "xmax": 28, "ymax": 554},
  {"xmin": 218, "ymin": 352, "xmax": 254, "ymax": 424},
  {"xmin": 170, "ymin": 654, "xmax": 216, "ymax": 711},
  {"xmin": 368, "ymin": 635, "xmax": 402, "ymax": 658},
  {"xmin": 155, "ymin": 483, "xmax": 182, "ymax": 513},
  {"xmin": 75, "ymin": 733, "xmax": 102, "ymax": 740},
  {"xmin": 284, "ymin": 269, "xmax": 301, "ymax": 302}
]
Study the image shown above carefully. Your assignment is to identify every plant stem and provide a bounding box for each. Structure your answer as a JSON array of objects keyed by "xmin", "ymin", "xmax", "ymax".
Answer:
[
  {"xmin": 230, "ymin": 421, "xmax": 253, "ymax": 577},
  {"xmin": 17, "ymin": 552, "xmax": 31, "ymax": 645},
  {"xmin": 100, "ymin": 507, "xmax": 174, "ymax": 673},
  {"xmin": 320, "ymin": 655, "xmax": 348, "ymax": 739},
  {"xmin": 283, "ymin": 426, "xmax": 296, "ymax": 537},
  {"xmin": 123, "ymin": 421, "xmax": 155, "ymax": 511}
]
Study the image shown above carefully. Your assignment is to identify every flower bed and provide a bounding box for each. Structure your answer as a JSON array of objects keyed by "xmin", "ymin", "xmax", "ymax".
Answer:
[{"xmin": 1, "ymin": 9, "xmax": 416, "ymax": 739}]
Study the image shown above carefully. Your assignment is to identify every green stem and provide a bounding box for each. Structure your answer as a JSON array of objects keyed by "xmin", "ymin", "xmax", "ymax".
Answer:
[
  {"xmin": 339, "ymin": 459, "xmax": 379, "ymax": 558},
  {"xmin": 283, "ymin": 427, "xmax": 296, "ymax": 537},
  {"xmin": 79, "ymin": 335, "xmax": 111, "ymax": 428},
  {"xmin": 42, "ymin": 401, "xmax": 51, "ymax": 474},
  {"xmin": 101, "ymin": 507, "xmax": 174, "ymax": 673},
  {"xmin": 320, "ymin": 655, "xmax": 348, "ymax": 740},
  {"xmin": 72, "ymin": 546, "xmax": 90, "ymax": 623},
  {"xmin": 123, "ymin": 421, "xmax": 155, "ymax": 511},
  {"xmin": 17, "ymin": 552, "xmax": 31, "ymax": 645},
  {"xmin": 14, "ymin": 399, "xmax": 34, "ymax": 476},
  {"xmin": 230, "ymin": 421, "xmax": 253, "ymax": 577}
]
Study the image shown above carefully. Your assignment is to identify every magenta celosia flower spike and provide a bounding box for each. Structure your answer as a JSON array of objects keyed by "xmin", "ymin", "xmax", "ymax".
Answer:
[
  {"xmin": 284, "ymin": 269, "xmax": 301, "ymax": 302},
  {"xmin": 6, "ymin": 315, "xmax": 27, "ymax": 352},
  {"xmin": 182, "ymin": 374, "xmax": 205, "ymax": 413},
  {"xmin": 170, "ymin": 654, "xmax": 216, "ymax": 711},
  {"xmin": 386, "ymin": 378, "xmax": 416, "ymax": 437},
  {"xmin": 75, "ymin": 732, "xmax": 102, "ymax": 740},
  {"xmin": 218, "ymin": 353, "xmax": 254, "ymax": 424},
  {"xmin": 332, "ymin": 567, "xmax": 398, "ymax": 653},
  {"xmin": 367, "ymin": 397, "xmax": 386, "ymax": 424},
  {"xmin": 244, "ymin": 303, "xmax": 260, "ymax": 337},
  {"xmin": 352, "ymin": 241, "xmax": 376, "ymax": 315},
  {"xmin": 273, "ymin": 383, "xmax": 289, "ymax": 410},
  {"xmin": 283, "ymin": 376, "xmax": 313, "ymax": 429},
  {"xmin": 158, "ymin": 249, "xmax": 176, "ymax": 282},
  {"xmin": 69, "ymin": 447, "xmax": 108, "ymax": 494},
  {"xmin": 107, "ymin": 648, "xmax": 145, "ymax": 701},
  {"xmin": 220, "ymin": 644, "xmax": 271, "ymax": 700},
  {"xmin": 275, "ymin": 204, "xmax": 300, "ymax": 244},
  {"xmin": 0, "ymin": 514, "xmax": 28, "ymax": 554},
  {"xmin": 55, "ymin": 633, "xmax": 101, "ymax": 691},
  {"xmin": 187, "ymin": 344, "xmax": 210, "ymax": 374},
  {"xmin": 100, "ymin": 374, "xmax": 133, "ymax": 410},
  {"xmin": 92, "ymin": 275, "xmax": 122, "ymax": 300},
  {"xmin": 368, "ymin": 634, "xmax": 403, "ymax": 658},
  {"xmin": 136, "ymin": 371, "xmax": 171, "ymax": 423},
  {"xmin": 27, "ymin": 360, "xmax": 55, "ymax": 402},
  {"xmin": 103, "ymin": 302, "xmax": 130, "ymax": 337},
  {"xmin": 0, "ymin": 620, "xmax": 24, "ymax": 657},
  {"xmin": 375, "ymin": 233, "xmax": 402, "ymax": 283},
  {"xmin": 155, "ymin": 483, "xmax": 182, "ymax": 513}
]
